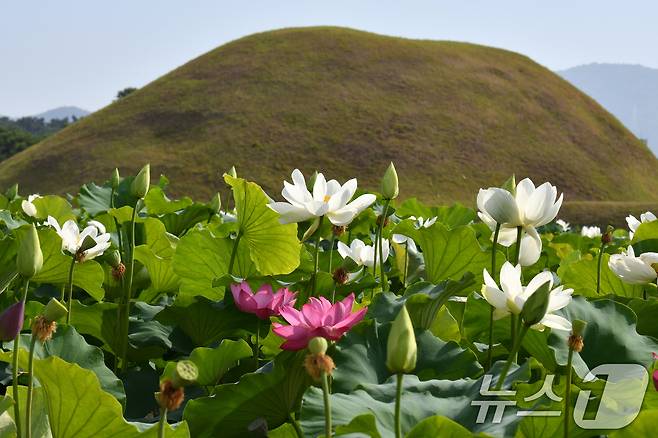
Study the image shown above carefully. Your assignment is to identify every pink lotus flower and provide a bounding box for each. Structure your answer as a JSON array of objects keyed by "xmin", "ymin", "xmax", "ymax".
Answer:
[
  {"xmin": 230, "ymin": 281, "xmax": 296, "ymax": 320},
  {"xmin": 273, "ymin": 293, "xmax": 367, "ymax": 350},
  {"xmin": 653, "ymin": 370, "xmax": 658, "ymax": 391}
]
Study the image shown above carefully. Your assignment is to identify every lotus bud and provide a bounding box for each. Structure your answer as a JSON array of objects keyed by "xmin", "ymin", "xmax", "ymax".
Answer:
[
  {"xmin": 111, "ymin": 168, "xmax": 120, "ymax": 190},
  {"xmin": 172, "ymin": 360, "xmax": 199, "ymax": 388},
  {"xmin": 131, "ymin": 164, "xmax": 151, "ymax": 199},
  {"xmin": 106, "ymin": 249, "xmax": 121, "ymax": 268},
  {"xmin": 227, "ymin": 166, "xmax": 237, "ymax": 179},
  {"xmin": 210, "ymin": 193, "xmax": 222, "ymax": 214},
  {"xmin": 42, "ymin": 298, "xmax": 68, "ymax": 322},
  {"xmin": 520, "ymin": 280, "xmax": 551, "ymax": 326},
  {"xmin": 0, "ymin": 301, "xmax": 25, "ymax": 341},
  {"xmin": 308, "ymin": 337, "xmax": 328, "ymax": 355},
  {"xmin": 386, "ymin": 305, "xmax": 417, "ymax": 374},
  {"xmin": 501, "ymin": 174, "xmax": 516, "ymax": 195},
  {"xmin": 381, "ymin": 162, "xmax": 399, "ymax": 200},
  {"xmin": 17, "ymin": 224, "xmax": 43, "ymax": 279}
]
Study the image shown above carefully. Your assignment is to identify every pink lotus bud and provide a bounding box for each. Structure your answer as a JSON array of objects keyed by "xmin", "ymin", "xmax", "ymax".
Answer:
[
  {"xmin": 654, "ymin": 370, "xmax": 658, "ymax": 391},
  {"xmin": 0, "ymin": 301, "xmax": 25, "ymax": 341}
]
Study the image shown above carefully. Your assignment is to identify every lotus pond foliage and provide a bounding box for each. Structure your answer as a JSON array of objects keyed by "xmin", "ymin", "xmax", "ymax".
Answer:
[{"xmin": 0, "ymin": 164, "xmax": 656, "ymax": 437}]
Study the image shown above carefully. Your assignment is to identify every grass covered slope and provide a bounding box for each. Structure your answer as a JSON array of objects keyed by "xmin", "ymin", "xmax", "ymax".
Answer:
[{"xmin": 1, "ymin": 27, "xmax": 657, "ymax": 208}]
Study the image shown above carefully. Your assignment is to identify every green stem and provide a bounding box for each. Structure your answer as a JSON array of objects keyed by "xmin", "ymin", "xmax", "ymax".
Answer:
[
  {"xmin": 328, "ymin": 234, "xmax": 335, "ymax": 274},
  {"xmin": 228, "ymin": 231, "xmax": 243, "ymax": 276},
  {"xmin": 596, "ymin": 241, "xmax": 605, "ymax": 295},
  {"xmin": 510, "ymin": 314, "xmax": 518, "ymax": 363},
  {"xmin": 513, "ymin": 226, "xmax": 523, "ymax": 265},
  {"xmin": 395, "ymin": 373, "xmax": 403, "ymax": 438},
  {"xmin": 65, "ymin": 257, "xmax": 76, "ymax": 324},
  {"xmin": 378, "ymin": 200, "xmax": 391, "ymax": 292},
  {"xmin": 311, "ymin": 217, "xmax": 324, "ymax": 298},
  {"xmin": 158, "ymin": 407, "xmax": 168, "ymax": 438},
  {"xmin": 12, "ymin": 280, "xmax": 30, "ymax": 438},
  {"xmin": 402, "ymin": 240, "xmax": 409, "ymax": 288},
  {"xmin": 25, "ymin": 335, "xmax": 37, "ymax": 438},
  {"xmin": 321, "ymin": 371, "xmax": 332, "ymax": 438},
  {"xmin": 254, "ymin": 319, "xmax": 260, "ymax": 370},
  {"xmin": 111, "ymin": 187, "xmax": 124, "ymax": 263},
  {"xmin": 289, "ymin": 414, "xmax": 304, "ymax": 438},
  {"xmin": 120, "ymin": 203, "xmax": 139, "ymax": 373},
  {"xmin": 564, "ymin": 348, "xmax": 574, "ymax": 438},
  {"xmin": 486, "ymin": 223, "xmax": 501, "ymax": 371},
  {"xmin": 494, "ymin": 324, "xmax": 529, "ymax": 390}
]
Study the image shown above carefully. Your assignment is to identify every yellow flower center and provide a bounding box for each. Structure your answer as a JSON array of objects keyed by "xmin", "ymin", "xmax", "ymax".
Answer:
[{"xmin": 323, "ymin": 195, "xmax": 331, "ymax": 203}]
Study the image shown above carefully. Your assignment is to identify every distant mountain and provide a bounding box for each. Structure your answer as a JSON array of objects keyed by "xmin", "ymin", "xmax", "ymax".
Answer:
[
  {"xmin": 558, "ymin": 63, "xmax": 658, "ymax": 154},
  {"xmin": 34, "ymin": 106, "xmax": 90, "ymax": 121}
]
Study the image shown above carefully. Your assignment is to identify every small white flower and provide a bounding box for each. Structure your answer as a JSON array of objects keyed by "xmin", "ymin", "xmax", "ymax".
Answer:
[
  {"xmin": 47, "ymin": 216, "xmax": 111, "ymax": 262},
  {"xmin": 608, "ymin": 245, "xmax": 658, "ymax": 285},
  {"xmin": 392, "ymin": 234, "xmax": 418, "ymax": 255},
  {"xmin": 626, "ymin": 212, "xmax": 657, "ymax": 239},
  {"xmin": 337, "ymin": 238, "xmax": 389, "ymax": 269},
  {"xmin": 408, "ymin": 216, "xmax": 437, "ymax": 229},
  {"xmin": 21, "ymin": 194, "xmax": 42, "ymax": 218},
  {"xmin": 268, "ymin": 169, "xmax": 376, "ymax": 226},
  {"xmin": 580, "ymin": 226, "xmax": 601, "ymax": 239},
  {"xmin": 556, "ymin": 219, "xmax": 570, "ymax": 232},
  {"xmin": 481, "ymin": 262, "xmax": 573, "ymax": 331}
]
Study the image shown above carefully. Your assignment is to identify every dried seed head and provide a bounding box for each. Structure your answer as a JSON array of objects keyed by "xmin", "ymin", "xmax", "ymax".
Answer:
[
  {"xmin": 157, "ymin": 380, "xmax": 185, "ymax": 411},
  {"xmin": 332, "ymin": 225, "xmax": 346, "ymax": 237},
  {"xmin": 568, "ymin": 334, "xmax": 584, "ymax": 353},
  {"xmin": 332, "ymin": 267, "xmax": 349, "ymax": 285},
  {"xmin": 376, "ymin": 215, "xmax": 390, "ymax": 228},
  {"xmin": 31, "ymin": 315, "xmax": 57, "ymax": 343},
  {"xmin": 112, "ymin": 263, "xmax": 126, "ymax": 280},
  {"xmin": 304, "ymin": 352, "xmax": 335, "ymax": 381}
]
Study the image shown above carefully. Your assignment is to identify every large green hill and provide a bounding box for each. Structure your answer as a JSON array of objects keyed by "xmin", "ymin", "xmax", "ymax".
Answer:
[{"xmin": 1, "ymin": 27, "xmax": 657, "ymax": 221}]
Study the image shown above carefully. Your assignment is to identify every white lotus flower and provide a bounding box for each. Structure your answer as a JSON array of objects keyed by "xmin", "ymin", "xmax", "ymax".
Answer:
[
  {"xmin": 478, "ymin": 213, "xmax": 542, "ymax": 267},
  {"xmin": 482, "ymin": 262, "xmax": 573, "ymax": 331},
  {"xmin": 409, "ymin": 216, "xmax": 437, "ymax": 229},
  {"xmin": 627, "ymin": 212, "xmax": 657, "ymax": 239},
  {"xmin": 392, "ymin": 234, "xmax": 418, "ymax": 255},
  {"xmin": 556, "ymin": 219, "xmax": 570, "ymax": 232},
  {"xmin": 268, "ymin": 169, "xmax": 376, "ymax": 226},
  {"xmin": 21, "ymin": 194, "xmax": 41, "ymax": 218},
  {"xmin": 337, "ymin": 238, "xmax": 389, "ymax": 268},
  {"xmin": 609, "ymin": 245, "xmax": 658, "ymax": 285},
  {"xmin": 47, "ymin": 216, "xmax": 111, "ymax": 262},
  {"xmin": 477, "ymin": 178, "xmax": 563, "ymax": 229},
  {"xmin": 580, "ymin": 226, "xmax": 601, "ymax": 238}
]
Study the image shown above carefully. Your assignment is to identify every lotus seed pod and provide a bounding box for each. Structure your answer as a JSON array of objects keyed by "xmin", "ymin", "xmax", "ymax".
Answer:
[
  {"xmin": 173, "ymin": 360, "xmax": 199, "ymax": 387},
  {"xmin": 386, "ymin": 305, "xmax": 417, "ymax": 374},
  {"xmin": 131, "ymin": 164, "xmax": 150, "ymax": 199},
  {"xmin": 381, "ymin": 162, "xmax": 399, "ymax": 200},
  {"xmin": 17, "ymin": 224, "xmax": 43, "ymax": 279},
  {"xmin": 308, "ymin": 337, "xmax": 328, "ymax": 355},
  {"xmin": 42, "ymin": 298, "xmax": 68, "ymax": 322}
]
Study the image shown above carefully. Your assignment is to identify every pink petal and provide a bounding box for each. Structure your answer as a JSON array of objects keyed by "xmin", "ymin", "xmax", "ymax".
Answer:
[{"xmin": 279, "ymin": 305, "xmax": 304, "ymax": 326}]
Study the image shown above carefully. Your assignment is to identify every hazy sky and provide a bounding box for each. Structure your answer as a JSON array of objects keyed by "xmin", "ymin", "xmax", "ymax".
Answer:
[{"xmin": 2, "ymin": 0, "xmax": 657, "ymax": 117}]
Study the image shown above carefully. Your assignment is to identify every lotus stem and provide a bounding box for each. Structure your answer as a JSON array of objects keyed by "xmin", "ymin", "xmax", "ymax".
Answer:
[
  {"xmin": 494, "ymin": 324, "xmax": 529, "ymax": 391},
  {"xmin": 596, "ymin": 241, "xmax": 605, "ymax": 295},
  {"xmin": 254, "ymin": 318, "xmax": 260, "ymax": 370},
  {"xmin": 110, "ymin": 187, "xmax": 124, "ymax": 263},
  {"xmin": 65, "ymin": 257, "xmax": 76, "ymax": 324},
  {"xmin": 120, "ymin": 203, "xmax": 138, "ymax": 373},
  {"xmin": 564, "ymin": 348, "xmax": 574, "ymax": 438},
  {"xmin": 509, "ymin": 226, "xmax": 523, "ymax": 358},
  {"xmin": 158, "ymin": 407, "xmax": 167, "ymax": 438},
  {"xmin": 25, "ymin": 334, "xmax": 37, "ymax": 438},
  {"xmin": 311, "ymin": 217, "xmax": 324, "ymax": 298},
  {"xmin": 394, "ymin": 373, "xmax": 403, "ymax": 438},
  {"xmin": 288, "ymin": 414, "xmax": 304, "ymax": 438},
  {"xmin": 402, "ymin": 240, "xmax": 409, "ymax": 288},
  {"xmin": 321, "ymin": 371, "xmax": 332, "ymax": 438},
  {"xmin": 227, "ymin": 230, "xmax": 242, "ymax": 276},
  {"xmin": 12, "ymin": 279, "xmax": 29, "ymax": 438},
  {"xmin": 378, "ymin": 199, "xmax": 391, "ymax": 292},
  {"xmin": 486, "ymin": 223, "xmax": 501, "ymax": 371},
  {"xmin": 328, "ymin": 234, "xmax": 335, "ymax": 275}
]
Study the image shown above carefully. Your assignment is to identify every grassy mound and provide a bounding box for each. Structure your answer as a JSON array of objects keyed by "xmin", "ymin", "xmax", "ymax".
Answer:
[{"xmin": 1, "ymin": 27, "xmax": 656, "ymax": 218}]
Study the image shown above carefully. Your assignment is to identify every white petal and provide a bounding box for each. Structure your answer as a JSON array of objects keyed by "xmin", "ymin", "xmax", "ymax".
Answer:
[
  {"xmin": 539, "ymin": 313, "xmax": 572, "ymax": 331},
  {"xmin": 312, "ymin": 173, "xmax": 327, "ymax": 202},
  {"xmin": 499, "ymin": 262, "xmax": 522, "ymax": 299},
  {"xmin": 268, "ymin": 202, "xmax": 315, "ymax": 224},
  {"xmin": 518, "ymin": 227, "xmax": 542, "ymax": 267}
]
